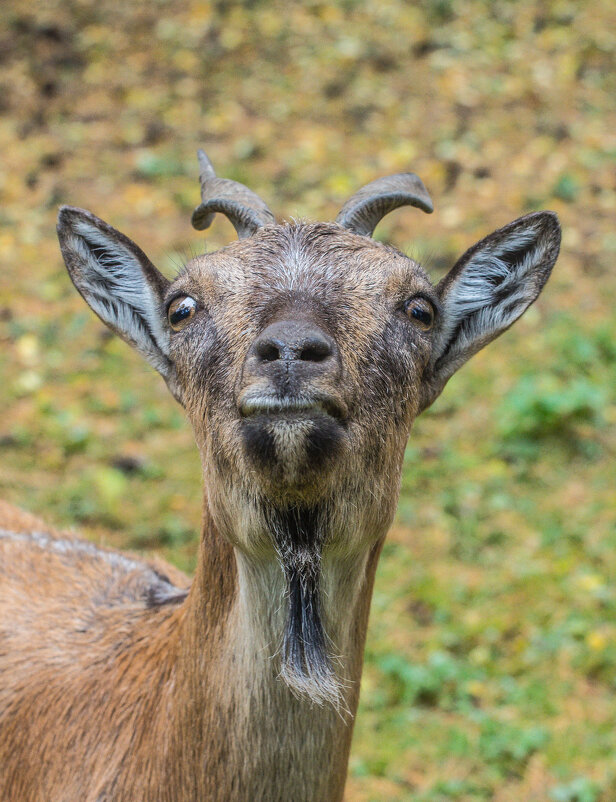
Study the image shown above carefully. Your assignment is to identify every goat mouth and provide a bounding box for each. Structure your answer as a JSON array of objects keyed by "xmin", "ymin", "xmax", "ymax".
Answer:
[{"xmin": 238, "ymin": 393, "xmax": 347, "ymax": 422}]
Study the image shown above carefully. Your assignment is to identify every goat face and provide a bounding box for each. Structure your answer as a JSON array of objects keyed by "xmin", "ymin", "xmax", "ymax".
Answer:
[
  {"xmin": 57, "ymin": 164, "xmax": 560, "ymax": 565},
  {"xmin": 169, "ymin": 224, "xmax": 433, "ymax": 518}
]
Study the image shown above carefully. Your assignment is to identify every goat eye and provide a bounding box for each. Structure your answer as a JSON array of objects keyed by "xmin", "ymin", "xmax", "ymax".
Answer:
[
  {"xmin": 168, "ymin": 296, "xmax": 197, "ymax": 331},
  {"xmin": 404, "ymin": 297, "xmax": 434, "ymax": 331}
]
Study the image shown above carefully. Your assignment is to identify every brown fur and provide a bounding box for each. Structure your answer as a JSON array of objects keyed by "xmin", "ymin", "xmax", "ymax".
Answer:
[{"xmin": 0, "ymin": 501, "xmax": 370, "ymax": 801}]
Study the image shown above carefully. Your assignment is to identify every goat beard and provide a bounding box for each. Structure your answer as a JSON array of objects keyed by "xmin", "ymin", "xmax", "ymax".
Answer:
[{"xmin": 264, "ymin": 504, "xmax": 343, "ymax": 708}]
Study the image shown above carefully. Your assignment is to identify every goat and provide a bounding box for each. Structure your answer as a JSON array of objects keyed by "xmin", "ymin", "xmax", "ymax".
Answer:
[{"xmin": 0, "ymin": 151, "xmax": 561, "ymax": 801}]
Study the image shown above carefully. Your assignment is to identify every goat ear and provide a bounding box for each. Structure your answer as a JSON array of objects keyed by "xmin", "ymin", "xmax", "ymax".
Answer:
[
  {"xmin": 420, "ymin": 211, "xmax": 561, "ymax": 411},
  {"xmin": 57, "ymin": 207, "xmax": 177, "ymax": 392}
]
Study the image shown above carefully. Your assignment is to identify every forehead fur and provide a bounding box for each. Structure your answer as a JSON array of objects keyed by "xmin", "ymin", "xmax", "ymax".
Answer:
[{"xmin": 174, "ymin": 222, "xmax": 433, "ymax": 300}]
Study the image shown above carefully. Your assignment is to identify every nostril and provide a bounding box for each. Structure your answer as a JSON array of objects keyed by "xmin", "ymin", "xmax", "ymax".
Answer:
[
  {"xmin": 299, "ymin": 339, "xmax": 332, "ymax": 362},
  {"xmin": 255, "ymin": 340, "xmax": 282, "ymax": 362},
  {"xmin": 251, "ymin": 324, "xmax": 336, "ymax": 365}
]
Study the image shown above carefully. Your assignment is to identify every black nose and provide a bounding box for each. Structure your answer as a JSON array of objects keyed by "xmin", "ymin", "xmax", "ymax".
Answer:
[{"xmin": 251, "ymin": 320, "xmax": 335, "ymax": 365}]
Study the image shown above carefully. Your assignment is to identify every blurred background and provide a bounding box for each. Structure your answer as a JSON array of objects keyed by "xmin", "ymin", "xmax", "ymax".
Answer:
[{"xmin": 0, "ymin": 1, "xmax": 614, "ymax": 799}]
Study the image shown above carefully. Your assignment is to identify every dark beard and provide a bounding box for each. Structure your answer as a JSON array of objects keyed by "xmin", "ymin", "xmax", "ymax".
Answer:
[{"xmin": 263, "ymin": 504, "xmax": 342, "ymax": 706}]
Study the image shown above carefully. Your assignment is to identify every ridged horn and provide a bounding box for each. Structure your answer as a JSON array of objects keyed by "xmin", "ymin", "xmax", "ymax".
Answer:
[
  {"xmin": 191, "ymin": 150, "xmax": 275, "ymax": 240},
  {"xmin": 336, "ymin": 173, "xmax": 434, "ymax": 237}
]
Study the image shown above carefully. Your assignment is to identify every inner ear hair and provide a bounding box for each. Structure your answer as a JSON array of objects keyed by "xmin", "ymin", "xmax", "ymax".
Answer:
[
  {"xmin": 422, "ymin": 211, "xmax": 561, "ymax": 404},
  {"xmin": 57, "ymin": 206, "xmax": 173, "ymax": 380}
]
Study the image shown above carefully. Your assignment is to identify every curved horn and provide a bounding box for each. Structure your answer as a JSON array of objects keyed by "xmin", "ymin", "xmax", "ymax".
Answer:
[
  {"xmin": 336, "ymin": 173, "xmax": 434, "ymax": 237},
  {"xmin": 191, "ymin": 150, "xmax": 275, "ymax": 240}
]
